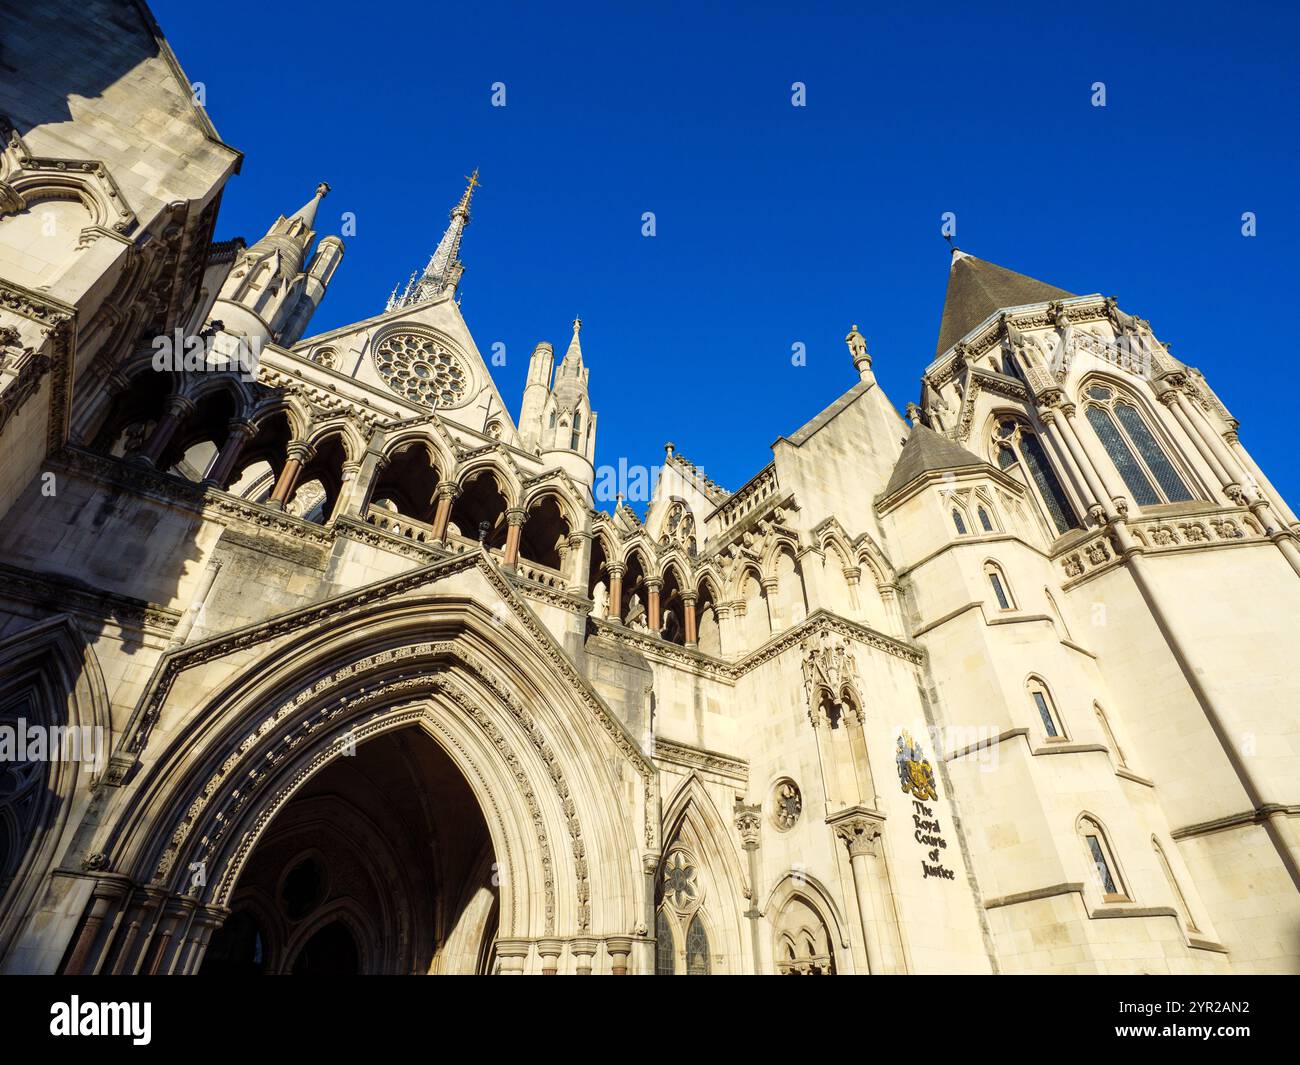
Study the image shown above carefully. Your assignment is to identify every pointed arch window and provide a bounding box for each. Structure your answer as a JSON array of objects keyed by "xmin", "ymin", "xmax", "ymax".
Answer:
[
  {"xmin": 978, "ymin": 505, "xmax": 994, "ymax": 532},
  {"xmin": 992, "ymin": 419, "xmax": 1080, "ymax": 536},
  {"xmin": 1027, "ymin": 676, "xmax": 1064, "ymax": 739},
  {"xmin": 655, "ymin": 908, "xmax": 676, "ymax": 975},
  {"xmin": 951, "ymin": 507, "xmax": 967, "ymax": 535},
  {"xmin": 1094, "ymin": 702, "xmax": 1127, "ymax": 769},
  {"xmin": 1153, "ymin": 837, "xmax": 1199, "ymax": 933},
  {"xmin": 685, "ymin": 915, "xmax": 710, "ymax": 975},
  {"xmin": 1083, "ymin": 384, "xmax": 1193, "ymax": 505},
  {"xmin": 1044, "ymin": 588, "xmax": 1072, "ymax": 642},
  {"xmin": 571, "ymin": 411, "xmax": 582, "ymax": 451},
  {"xmin": 1078, "ymin": 816, "xmax": 1129, "ymax": 903},
  {"xmin": 984, "ymin": 561, "xmax": 1013, "ymax": 610}
]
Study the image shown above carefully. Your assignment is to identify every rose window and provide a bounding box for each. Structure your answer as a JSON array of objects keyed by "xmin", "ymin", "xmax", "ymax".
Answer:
[
  {"xmin": 374, "ymin": 332, "xmax": 469, "ymax": 407},
  {"xmin": 662, "ymin": 851, "xmax": 699, "ymax": 910}
]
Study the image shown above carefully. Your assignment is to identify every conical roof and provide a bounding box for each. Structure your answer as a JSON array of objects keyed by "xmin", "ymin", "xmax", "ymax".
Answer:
[
  {"xmin": 936, "ymin": 250, "xmax": 1073, "ymax": 357},
  {"xmin": 883, "ymin": 423, "xmax": 987, "ymax": 497}
]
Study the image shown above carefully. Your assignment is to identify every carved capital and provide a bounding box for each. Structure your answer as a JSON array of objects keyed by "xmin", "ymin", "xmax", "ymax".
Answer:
[
  {"xmin": 734, "ymin": 800, "xmax": 762, "ymax": 849},
  {"xmin": 285, "ymin": 439, "xmax": 315, "ymax": 463},
  {"xmin": 831, "ymin": 812, "xmax": 885, "ymax": 858}
]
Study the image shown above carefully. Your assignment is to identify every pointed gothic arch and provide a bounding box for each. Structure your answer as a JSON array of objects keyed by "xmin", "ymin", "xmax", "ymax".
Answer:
[
  {"xmin": 62, "ymin": 579, "xmax": 648, "ymax": 975},
  {"xmin": 0, "ymin": 617, "xmax": 112, "ymax": 965},
  {"xmin": 656, "ymin": 774, "xmax": 748, "ymax": 975}
]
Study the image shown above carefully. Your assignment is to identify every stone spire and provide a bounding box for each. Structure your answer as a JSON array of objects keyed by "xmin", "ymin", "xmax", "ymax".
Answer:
[
  {"xmin": 387, "ymin": 170, "xmax": 480, "ymax": 311},
  {"xmin": 561, "ymin": 317, "xmax": 583, "ymax": 368},
  {"xmin": 552, "ymin": 318, "xmax": 588, "ymax": 411},
  {"xmin": 244, "ymin": 182, "xmax": 330, "ymax": 280}
]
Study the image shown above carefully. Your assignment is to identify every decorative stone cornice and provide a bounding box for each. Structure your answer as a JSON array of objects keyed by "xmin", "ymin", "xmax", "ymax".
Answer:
[
  {"xmin": 0, "ymin": 560, "xmax": 180, "ymax": 635},
  {"xmin": 653, "ymin": 738, "xmax": 748, "ymax": 783}
]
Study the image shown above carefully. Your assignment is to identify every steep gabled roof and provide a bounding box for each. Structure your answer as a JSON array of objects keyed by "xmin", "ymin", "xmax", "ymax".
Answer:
[
  {"xmin": 936, "ymin": 250, "xmax": 1073, "ymax": 357},
  {"xmin": 883, "ymin": 424, "xmax": 986, "ymax": 498}
]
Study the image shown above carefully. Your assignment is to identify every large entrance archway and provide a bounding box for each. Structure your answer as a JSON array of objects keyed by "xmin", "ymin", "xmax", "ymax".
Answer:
[
  {"xmin": 200, "ymin": 727, "xmax": 497, "ymax": 975},
  {"xmin": 43, "ymin": 573, "xmax": 654, "ymax": 976}
]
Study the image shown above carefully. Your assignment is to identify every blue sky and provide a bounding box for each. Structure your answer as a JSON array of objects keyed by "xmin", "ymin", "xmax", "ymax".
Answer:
[{"xmin": 153, "ymin": 0, "xmax": 1299, "ymax": 504}]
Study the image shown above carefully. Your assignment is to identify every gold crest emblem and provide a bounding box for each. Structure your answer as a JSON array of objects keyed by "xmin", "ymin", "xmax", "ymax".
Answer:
[{"xmin": 896, "ymin": 730, "xmax": 938, "ymax": 802}]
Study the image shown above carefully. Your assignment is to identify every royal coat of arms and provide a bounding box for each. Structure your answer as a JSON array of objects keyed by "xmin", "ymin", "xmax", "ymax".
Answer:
[{"xmin": 896, "ymin": 731, "xmax": 938, "ymax": 801}]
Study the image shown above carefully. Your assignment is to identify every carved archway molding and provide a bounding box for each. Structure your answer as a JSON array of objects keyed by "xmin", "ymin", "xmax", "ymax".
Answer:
[
  {"xmin": 110, "ymin": 550, "xmax": 657, "ymax": 858},
  {"xmin": 0, "ymin": 615, "xmax": 112, "ymax": 963},
  {"xmin": 109, "ymin": 641, "xmax": 616, "ymax": 942}
]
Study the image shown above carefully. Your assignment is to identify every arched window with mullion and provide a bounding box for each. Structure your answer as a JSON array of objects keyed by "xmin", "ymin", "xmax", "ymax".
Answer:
[
  {"xmin": 1083, "ymin": 384, "xmax": 1194, "ymax": 505},
  {"xmin": 685, "ymin": 914, "xmax": 710, "ymax": 975},
  {"xmin": 992, "ymin": 418, "xmax": 1080, "ymax": 536},
  {"xmin": 654, "ymin": 908, "xmax": 676, "ymax": 975}
]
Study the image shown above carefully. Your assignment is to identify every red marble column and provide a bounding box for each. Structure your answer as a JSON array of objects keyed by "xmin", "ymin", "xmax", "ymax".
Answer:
[
  {"xmin": 503, "ymin": 507, "xmax": 527, "ymax": 566},
  {"xmin": 268, "ymin": 441, "xmax": 312, "ymax": 510},
  {"xmin": 136, "ymin": 396, "xmax": 194, "ymax": 467},
  {"xmin": 683, "ymin": 592, "xmax": 698, "ymax": 646}
]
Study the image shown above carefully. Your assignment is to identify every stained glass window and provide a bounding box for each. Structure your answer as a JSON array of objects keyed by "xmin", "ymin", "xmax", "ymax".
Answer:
[
  {"xmin": 655, "ymin": 908, "xmax": 675, "ymax": 975},
  {"xmin": 685, "ymin": 915, "xmax": 710, "ymax": 975},
  {"xmin": 1083, "ymin": 385, "xmax": 1196, "ymax": 506},
  {"xmin": 952, "ymin": 508, "xmax": 967, "ymax": 534},
  {"xmin": 1085, "ymin": 405, "xmax": 1159, "ymax": 506},
  {"xmin": 978, "ymin": 506, "xmax": 993, "ymax": 532},
  {"xmin": 1114, "ymin": 402, "xmax": 1193, "ymax": 502},
  {"xmin": 1020, "ymin": 432, "xmax": 1078, "ymax": 535}
]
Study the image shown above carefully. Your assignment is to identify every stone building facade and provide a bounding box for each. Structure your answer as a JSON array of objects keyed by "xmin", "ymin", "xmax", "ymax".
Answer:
[{"xmin": 0, "ymin": 0, "xmax": 1296, "ymax": 975}]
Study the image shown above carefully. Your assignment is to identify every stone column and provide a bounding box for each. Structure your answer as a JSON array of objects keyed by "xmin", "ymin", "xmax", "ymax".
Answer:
[
  {"xmin": 75, "ymin": 369, "xmax": 130, "ymax": 446},
  {"xmin": 830, "ymin": 810, "xmax": 887, "ymax": 975},
  {"xmin": 567, "ymin": 530, "xmax": 593, "ymax": 594},
  {"xmin": 645, "ymin": 577, "xmax": 662, "ymax": 635},
  {"xmin": 495, "ymin": 938, "xmax": 531, "ymax": 975},
  {"xmin": 715, "ymin": 603, "xmax": 736, "ymax": 656},
  {"xmin": 111, "ymin": 887, "xmax": 167, "ymax": 975},
  {"xmin": 337, "ymin": 447, "xmax": 386, "ymax": 518},
  {"xmin": 177, "ymin": 904, "xmax": 228, "ymax": 975},
  {"xmin": 136, "ymin": 395, "xmax": 194, "ymax": 467},
  {"xmin": 268, "ymin": 441, "xmax": 313, "ymax": 510},
  {"xmin": 735, "ymin": 801, "xmax": 765, "ymax": 974},
  {"xmin": 843, "ymin": 567, "xmax": 862, "ymax": 614},
  {"xmin": 605, "ymin": 935, "xmax": 634, "ymax": 975},
  {"xmin": 877, "ymin": 582, "xmax": 904, "ymax": 637},
  {"xmin": 1040, "ymin": 405, "xmax": 1108, "ymax": 520},
  {"xmin": 535, "ymin": 937, "xmax": 564, "ymax": 975},
  {"xmin": 429, "ymin": 481, "xmax": 460, "ymax": 540},
  {"xmin": 1227, "ymin": 430, "xmax": 1299, "ymax": 527},
  {"xmin": 147, "ymin": 895, "xmax": 196, "ymax": 975},
  {"xmin": 204, "ymin": 419, "xmax": 258, "ymax": 488},
  {"xmin": 761, "ymin": 577, "xmax": 779, "ymax": 633},
  {"xmin": 503, "ymin": 507, "xmax": 527, "ymax": 567},
  {"xmin": 62, "ymin": 878, "xmax": 129, "ymax": 975},
  {"xmin": 1057, "ymin": 403, "xmax": 1127, "ymax": 515},
  {"xmin": 607, "ymin": 563, "xmax": 625, "ymax": 621},
  {"xmin": 682, "ymin": 592, "xmax": 698, "ymax": 646},
  {"xmin": 1158, "ymin": 387, "xmax": 1238, "ymax": 499},
  {"xmin": 570, "ymin": 936, "xmax": 599, "ymax": 975}
]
